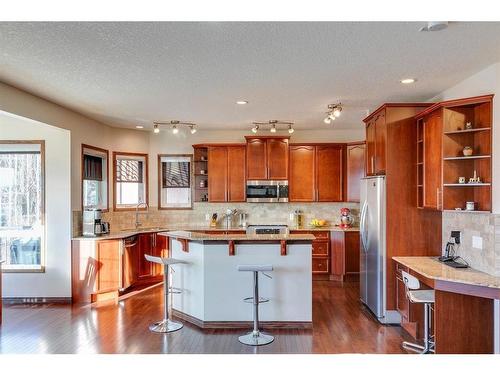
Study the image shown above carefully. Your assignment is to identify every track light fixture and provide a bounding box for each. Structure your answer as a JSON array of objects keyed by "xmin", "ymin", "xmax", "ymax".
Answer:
[
  {"xmin": 324, "ymin": 103, "xmax": 342, "ymax": 125},
  {"xmin": 153, "ymin": 120, "xmax": 197, "ymax": 135},
  {"xmin": 251, "ymin": 120, "xmax": 294, "ymax": 134}
]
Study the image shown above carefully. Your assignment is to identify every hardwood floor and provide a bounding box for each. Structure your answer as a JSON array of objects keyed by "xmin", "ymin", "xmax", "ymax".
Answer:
[{"xmin": 0, "ymin": 281, "xmax": 409, "ymax": 354}]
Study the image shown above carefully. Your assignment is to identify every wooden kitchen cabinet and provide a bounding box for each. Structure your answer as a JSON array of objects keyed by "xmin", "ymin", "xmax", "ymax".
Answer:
[
  {"xmin": 330, "ymin": 231, "xmax": 360, "ymax": 281},
  {"xmin": 289, "ymin": 143, "xmax": 344, "ymax": 202},
  {"xmin": 208, "ymin": 146, "xmax": 228, "ymax": 202},
  {"xmin": 227, "ymin": 146, "xmax": 246, "ymax": 202},
  {"xmin": 346, "ymin": 142, "xmax": 365, "ymax": 202},
  {"xmin": 289, "ymin": 145, "xmax": 316, "ymax": 201},
  {"xmin": 245, "ymin": 136, "xmax": 289, "ymax": 180},
  {"xmin": 422, "ymin": 110, "xmax": 443, "ymax": 210},
  {"xmin": 266, "ymin": 138, "xmax": 289, "ymax": 180},
  {"xmin": 316, "ymin": 145, "xmax": 343, "ymax": 201},
  {"xmin": 416, "ymin": 95, "xmax": 493, "ymax": 212},
  {"xmin": 208, "ymin": 145, "xmax": 246, "ymax": 202},
  {"xmin": 365, "ymin": 119, "xmax": 376, "ymax": 175}
]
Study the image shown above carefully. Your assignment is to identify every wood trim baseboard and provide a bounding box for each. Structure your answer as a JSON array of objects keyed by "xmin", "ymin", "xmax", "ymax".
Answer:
[{"xmin": 172, "ymin": 309, "xmax": 313, "ymax": 330}]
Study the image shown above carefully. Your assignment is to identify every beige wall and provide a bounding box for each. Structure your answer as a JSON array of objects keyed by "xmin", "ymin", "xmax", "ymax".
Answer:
[{"xmin": 0, "ymin": 82, "xmax": 150, "ymax": 211}]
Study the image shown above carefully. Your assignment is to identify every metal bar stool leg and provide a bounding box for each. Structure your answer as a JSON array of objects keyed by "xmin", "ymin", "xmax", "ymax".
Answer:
[
  {"xmin": 238, "ymin": 270, "xmax": 274, "ymax": 346},
  {"xmin": 149, "ymin": 264, "xmax": 183, "ymax": 333}
]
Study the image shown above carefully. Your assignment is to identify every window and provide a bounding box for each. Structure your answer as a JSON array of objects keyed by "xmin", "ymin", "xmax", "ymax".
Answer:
[
  {"xmin": 113, "ymin": 152, "xmax": 148, "ymax": 210},
  {"xmin": 0, "ymin": 141, "xmax": 45, "ymax": 271},
  {"xmin": 158, "ymin": 154, "xmax": 192, "ymax": 209},
  {"xmin": 82, "ymin": 144, "xmax": 108, "ymax": 211}
]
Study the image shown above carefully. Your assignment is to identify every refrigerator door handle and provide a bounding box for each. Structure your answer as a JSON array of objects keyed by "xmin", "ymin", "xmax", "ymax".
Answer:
[{"xmin": 360, "ymin": 201, "xmax": 368, "ymax": 252}]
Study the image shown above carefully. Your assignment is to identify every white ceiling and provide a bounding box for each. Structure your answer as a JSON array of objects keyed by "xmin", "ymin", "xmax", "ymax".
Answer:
[{"xmin": 0, "ymin": 22, "xmax": 499, "ymax": 131}]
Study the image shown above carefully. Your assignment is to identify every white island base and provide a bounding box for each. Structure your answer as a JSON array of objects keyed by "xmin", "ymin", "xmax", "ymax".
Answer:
[{"xmin": 165, "ymin": 233, "xmax": 313, "ymax": 329}]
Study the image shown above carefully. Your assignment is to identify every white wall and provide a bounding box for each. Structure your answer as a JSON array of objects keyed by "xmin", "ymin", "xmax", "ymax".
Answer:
[
  {"xmin": 429, "ymin": 62, "xmax": 500, "ymax": 213},
  {"xmin": 0, "ymin": 110, "xmax": 72, "ymax": 297}
]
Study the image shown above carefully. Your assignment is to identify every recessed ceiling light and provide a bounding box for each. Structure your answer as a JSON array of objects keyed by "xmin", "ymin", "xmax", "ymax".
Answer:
[
  {"xmin": 400, "ymin": 78, "xmax": 416, "ymax": 84},
  {"xmin": 236, "ymin": 100, "xmax": 248, "ymax": 105},
  {"xmin": 135, "ymin": 125, "xmax": 144, "ymax": 129}
]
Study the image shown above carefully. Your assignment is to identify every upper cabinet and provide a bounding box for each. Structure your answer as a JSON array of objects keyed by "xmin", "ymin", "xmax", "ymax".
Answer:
[
  {"xmin": 316, "ymin": 145, "xmax": 343, "ymax": 202},
  {"xmin": 289, "ymin": 144, "xmax": 344, "ymax": 202},
  {"xmin": 207, "ymin": 145, "xmax": 246, "ymax": 202},
  {"xmin": 346, "ymin": 142, "xmax": 366, "ymax": 202},
  {"xmin": 289, "ymin": 145, "xmax": 316, "ymax": 201},
  {"xmin": 364, "ymin": 109, "xmax": 386, "ymax": 175},
  {"xmin": 363, "ymin": 104, "xmax": 430, "ymax": 177},
  {"xmin": 416, "ymin": 95, "xmax": 493, "ymax": 212},
  {"xmin": 245, "ymin": 136, "xmax": 289, "ymax": 180}
]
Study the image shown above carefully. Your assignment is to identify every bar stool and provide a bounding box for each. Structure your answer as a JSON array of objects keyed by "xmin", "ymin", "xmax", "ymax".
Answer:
[
  {"xmin": 401, "ymin": 270, "xmax": 435, "ymax": 354},
  {"xmin": 237, "ymin": 264, "xmax": 274, "ymax": 346},
  {"xmin": 145, "ymin": 254, "xmax": 187, "ymax": 333}
]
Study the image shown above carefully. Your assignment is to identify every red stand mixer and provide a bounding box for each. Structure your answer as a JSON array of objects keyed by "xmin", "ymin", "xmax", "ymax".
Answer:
[{"xmin": 339, "ymin": 207, "xmax": 353, "ymax": 228}]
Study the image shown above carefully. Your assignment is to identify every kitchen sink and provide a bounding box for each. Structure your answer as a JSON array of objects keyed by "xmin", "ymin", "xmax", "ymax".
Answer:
[{"xmin": 120, "ymin": 227, "xmax": 167, "ymax": 232}]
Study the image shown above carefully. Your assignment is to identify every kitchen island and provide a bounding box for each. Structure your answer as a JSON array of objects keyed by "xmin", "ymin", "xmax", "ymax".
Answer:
[{"xmin": 160, "ymin": 230, "xmax": 315, "ymax": 328}]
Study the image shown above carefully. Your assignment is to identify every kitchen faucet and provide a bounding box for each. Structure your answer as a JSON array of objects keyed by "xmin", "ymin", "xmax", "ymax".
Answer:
[{"xmin": 135, "ymin": 202, "xmax": 149, "ymax": 229}]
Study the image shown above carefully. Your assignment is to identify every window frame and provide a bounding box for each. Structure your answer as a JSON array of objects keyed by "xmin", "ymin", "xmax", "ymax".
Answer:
[
  {"xmin": 0, "ymin": 140, "xmax": 45, "ymax": 273},
  {"xmin": 157, "ymin": 154, "xmax": 193, "ymax": 210},
  {"xmin": 81, "ymin": 144, "xmax": 109, "ymax": 212},
  {"xmin": 113, "ymin": 151, "xmax": 149, "ymax": 211}
]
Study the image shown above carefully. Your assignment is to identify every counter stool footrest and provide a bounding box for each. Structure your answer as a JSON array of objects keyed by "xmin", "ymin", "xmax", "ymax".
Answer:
[{"xmin": 243, "ymin": 297, "xmax": 270, "ymax": 304}]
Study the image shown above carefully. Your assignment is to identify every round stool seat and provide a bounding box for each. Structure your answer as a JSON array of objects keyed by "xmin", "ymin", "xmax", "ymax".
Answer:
[
  {"xmin": 238, "ymin": 264, "xmax": 273, "ymax": 272},
  {"xmin": 144, "ymin": 254, "xmax": 187, "ymax": 266}
]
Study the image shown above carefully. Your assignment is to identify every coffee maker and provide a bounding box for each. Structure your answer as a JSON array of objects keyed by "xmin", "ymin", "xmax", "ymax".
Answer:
[{"xmin": 82, "ymin": 209, "xmax": 110, "ymax": 237}]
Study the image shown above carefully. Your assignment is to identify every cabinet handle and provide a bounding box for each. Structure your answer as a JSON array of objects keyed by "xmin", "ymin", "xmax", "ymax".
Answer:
[
  {"xmin": 436, "ymin": 188, "xmax": 441, "ymax": 210},
  {"xmin": 371, "ymin": 156, "xmax": 375, "ymax": 174}
]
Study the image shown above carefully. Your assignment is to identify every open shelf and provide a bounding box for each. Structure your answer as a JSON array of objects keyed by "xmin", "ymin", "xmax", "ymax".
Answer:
[
  {"xmin": 444, "ymin": 127, "xmax": 490, "ymax": 135},
  {"xmin": 193, "ymin": 145, "xmax": 209, "ymax": 202},
  {"xmin": 443, "ymin": 155, "xmax": 490, "ymax": 161},
  {"xmin": 443, "ymin": 183, "xmax": 490, "ymax": 187}
]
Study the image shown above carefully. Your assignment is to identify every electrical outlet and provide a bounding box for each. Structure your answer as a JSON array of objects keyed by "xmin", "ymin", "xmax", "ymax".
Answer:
[
  {"xmin": 472, "ymin": 236, "xmax": 483, "ymax": 249},
  {"xmin": 451, "ymin": 230, "xmax": 461, "ymax": 244}
]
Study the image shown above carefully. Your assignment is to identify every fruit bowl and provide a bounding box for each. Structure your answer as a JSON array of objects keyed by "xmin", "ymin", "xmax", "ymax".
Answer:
[{"xmin": 310, "ymin": 219, "xmax": 327, "ymax": 227}]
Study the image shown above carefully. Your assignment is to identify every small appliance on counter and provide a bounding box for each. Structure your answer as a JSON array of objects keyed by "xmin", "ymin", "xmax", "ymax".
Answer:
[
  {"xmin": 339, "ymin": 207, "xmax": 353, "ymax": 228},
  {"xmin": 238, "ymin": 212, "xmax": 248, "ymax": 228},
  {"xmin": 246, "ymin": 225, "xmax": 289, "ymax": 235},
  {"xmin": 82, "ymin": 208, "xmax": 110, "ymax": 237}
]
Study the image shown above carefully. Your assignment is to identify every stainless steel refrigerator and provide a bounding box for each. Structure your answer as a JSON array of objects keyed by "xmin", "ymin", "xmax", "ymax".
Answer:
[{"xmin": 359, "ymin": 175, "xmax": 400, "ymax": 324}]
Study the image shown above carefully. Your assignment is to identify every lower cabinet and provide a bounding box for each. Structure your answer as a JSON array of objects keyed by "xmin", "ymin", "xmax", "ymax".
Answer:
[{"xmin": 71, "ymin": 232, "xmax": 169, "ymax": 304}]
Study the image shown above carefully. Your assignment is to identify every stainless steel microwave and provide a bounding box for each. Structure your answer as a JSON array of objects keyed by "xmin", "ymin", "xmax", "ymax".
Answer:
[{"xmin": 246, "ymin": 180, "xmax": 289, "ymax": 203}]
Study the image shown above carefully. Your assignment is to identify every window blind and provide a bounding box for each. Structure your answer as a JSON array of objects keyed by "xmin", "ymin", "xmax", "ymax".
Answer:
[
  {"xmin": 83, "ymin": 154, "xmax": 103, "ymax": 181},
  {"xmin": 162, "ymin": 161, "xmax": 190, "ymax": 188},
  {"xmin": 116, "ymin": 159, "xmax": 143, "ymax": 183}
]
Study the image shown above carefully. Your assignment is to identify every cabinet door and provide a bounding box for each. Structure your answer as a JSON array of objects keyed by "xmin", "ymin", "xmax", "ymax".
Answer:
[
  {"xmin": 289, "ymin": 145, "xmax": 316, "ymax": 201},
  {"xmin": 266, "ymin": 138, "xmax": 289, "ymax": 180},
  {"xmin": 137, "ymin": 233, "xmax": 154, "ymax": 280},
  {"xmin": 346, "ymin": 143, "xmax": 365, "ymax": 202},
  {"xmin": 227, "ymin": 146, "xmax": 246, "ymax": 202},
  {"xmin": 374, "ymin": 111, "xmax": 386, "ymax": 174},
  {"xmin": 316, "ymin": 145, "xmax": 343, "ymax": 202},
  {"xmin": 423, "ymin": 111, "xmax": 443, "ymax": 210},
  {"xmin": 396, "ymin": 275, "xmax": 409, "ymax": 321},
  {"xmin": 365, "ymin": 120, "xmax": 376, "ymax": 176},
  {"xmin": 208, "ymin": 146, "xmax": 228, "ymax": 202},
  {"xmin": 96, "ymin": 240, "xmax": 121, "ymax": 292},
  {"xmin": 246, "ymin": 138, "xmax": 267, "ymax": 180}
]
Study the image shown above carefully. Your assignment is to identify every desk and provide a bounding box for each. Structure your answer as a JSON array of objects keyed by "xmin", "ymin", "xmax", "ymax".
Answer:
[{"xmin": 393, "ymin": 256, "xmax": 500, "ymax": 354}]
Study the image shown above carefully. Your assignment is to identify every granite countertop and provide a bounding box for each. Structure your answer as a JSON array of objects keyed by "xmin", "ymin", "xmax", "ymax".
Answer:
[
  {"xmin": 72, "ymin": 225, "xmax": 359, "ymax": 241},
  {"xmin": 393, "ymin": 256, "xmax": 500, "ymax": 290},
  {"xmin": 160, "ymin": 230, "xmax": 316, "ymax": 242}
]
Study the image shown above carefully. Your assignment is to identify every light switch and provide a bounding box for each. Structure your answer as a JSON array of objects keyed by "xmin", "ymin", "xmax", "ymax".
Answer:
[{"xmin": 472, "ymin": 236, "xmax": 483, "ymax": 249}]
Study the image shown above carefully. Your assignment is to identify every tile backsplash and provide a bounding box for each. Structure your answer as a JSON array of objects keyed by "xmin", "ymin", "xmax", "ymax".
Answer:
[
  {"xmin": 73, "ymin": 202, "xmax": 359, "ymax": 236},
  {"xmin": 442, "ymin": 211, "xmax": 500, "ymax": 276}
]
